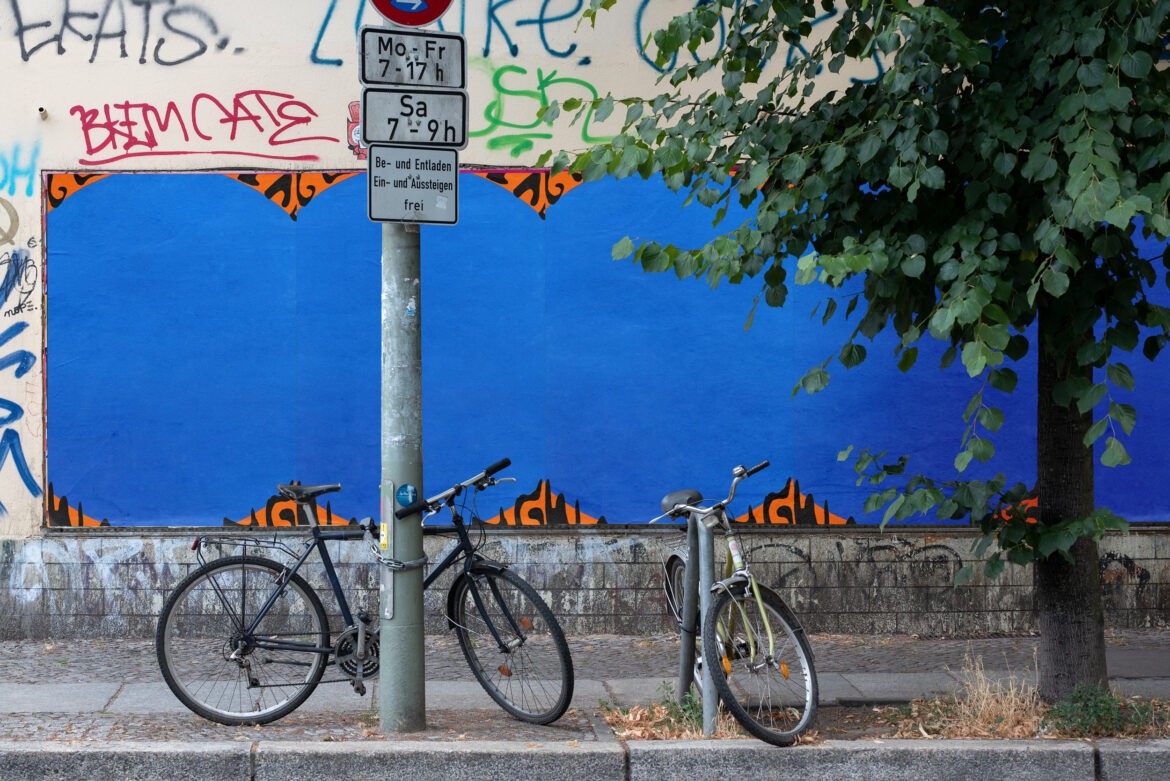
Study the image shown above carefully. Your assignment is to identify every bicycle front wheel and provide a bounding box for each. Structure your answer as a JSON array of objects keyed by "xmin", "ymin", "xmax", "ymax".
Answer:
[
  {"xmin": 156, "ymin": 555, "xmax": 329, "ymax": 725},
  {"xmin": 703, "ymin": 582, "xmax": 817, "ymax": 745},
  {"xmin": 450, "ymin": 565, "xmax": 574, "ymax": 724}
]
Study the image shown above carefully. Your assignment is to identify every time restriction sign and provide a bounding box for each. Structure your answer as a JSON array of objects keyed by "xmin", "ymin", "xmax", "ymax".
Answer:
[{"xmin": 361, "ymin": 87, "xmax": 468, "ymax": 149}]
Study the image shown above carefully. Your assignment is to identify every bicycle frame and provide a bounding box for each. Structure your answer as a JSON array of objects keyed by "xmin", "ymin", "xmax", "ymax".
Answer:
[
  {"xmin": 657, "ymin": 461, "xmax": 777, "ymax": 734},
  {"xmin": 423, "ymin": 500, "xmax": 529, "ymax": 654},
  {"xmin": 195, "ymin": 523, "xmax": 367, "ymax": 658}
]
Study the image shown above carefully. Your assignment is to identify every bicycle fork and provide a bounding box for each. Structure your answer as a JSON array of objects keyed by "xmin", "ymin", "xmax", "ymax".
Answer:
[{"xmin": 711, "ymin": 525, "xmax": 779, "ymax": 675}]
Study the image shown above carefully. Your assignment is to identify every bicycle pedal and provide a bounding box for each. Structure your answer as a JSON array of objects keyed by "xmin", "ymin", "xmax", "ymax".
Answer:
[{"xmin": 352, "ymin": 680, "xmax": 367, "ymax": 696}]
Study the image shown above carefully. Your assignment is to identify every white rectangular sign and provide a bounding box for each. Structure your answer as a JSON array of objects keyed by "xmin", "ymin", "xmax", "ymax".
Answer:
[
  {"xmin": 362, "ymin": 88, "xmax": 468, "ymax": 149},
  {"xmin": 368, "ymin": 144, "xmax": 459, "ymax": 225},
  {"xmin": 360, "ymin": 28, "xmax": 466, "ymax": 89}
]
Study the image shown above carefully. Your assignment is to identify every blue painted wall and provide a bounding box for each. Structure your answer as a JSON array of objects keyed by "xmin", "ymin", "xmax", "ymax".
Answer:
[{"xmin": 45, "ymin": 173, "xmax": 1169, "ymax": 525}]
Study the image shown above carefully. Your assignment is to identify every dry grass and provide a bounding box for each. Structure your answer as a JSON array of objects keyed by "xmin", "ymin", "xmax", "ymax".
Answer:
[
  {"xmin": 878, "ymin": 651, "xmax": 1170, "ymax": 740},
  {"xmin": 885, "ymin": 652, "xmax": 1044, "ymax": 739},
  {"xmin": 600, "ymin": 654, "xmax": 1170, "ymax": 742}
]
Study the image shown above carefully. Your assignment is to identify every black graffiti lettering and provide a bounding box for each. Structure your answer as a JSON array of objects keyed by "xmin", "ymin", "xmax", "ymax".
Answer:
[
  {"xmin": 89, "ymin": 0, "xmax": 131, "ymax": 62},
  {"xmin": 8, "ymin": 0, "xmax": 229, "ymax": 65},
  {"xmin": 8, "ymin": 0, "xmax": 60, "ymax": 60},
  {"xmin": 156, "ymin": 6, "xmax": 214, "ymax": 66}
]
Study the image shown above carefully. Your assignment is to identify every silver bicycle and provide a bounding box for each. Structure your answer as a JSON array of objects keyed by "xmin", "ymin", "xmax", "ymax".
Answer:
[{"xmin": 658, "ymin": 461, "xmax": 818, "ymax": 745}]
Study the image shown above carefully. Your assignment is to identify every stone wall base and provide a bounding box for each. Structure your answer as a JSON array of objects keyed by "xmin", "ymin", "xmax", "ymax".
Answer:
[{"xmin": 1, "ymin": 526, "xmax": 1166, "ymax": 640}]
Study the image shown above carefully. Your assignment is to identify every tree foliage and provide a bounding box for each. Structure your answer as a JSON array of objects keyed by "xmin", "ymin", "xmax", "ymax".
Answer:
[{"xmin": 546, "ymin": 0, "xmax": 1170, "ymax": 576}]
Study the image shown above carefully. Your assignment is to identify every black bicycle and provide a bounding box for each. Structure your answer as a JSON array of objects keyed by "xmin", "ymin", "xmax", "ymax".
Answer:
[{"xmin": 156, "ymin": 458, "xmax": 574, "ymax": 726}]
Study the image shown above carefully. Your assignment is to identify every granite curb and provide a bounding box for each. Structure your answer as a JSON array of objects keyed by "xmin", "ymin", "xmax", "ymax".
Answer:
[{"xmin": 2, "ymin": 739, "xmax": 1169, "ymax": 781}]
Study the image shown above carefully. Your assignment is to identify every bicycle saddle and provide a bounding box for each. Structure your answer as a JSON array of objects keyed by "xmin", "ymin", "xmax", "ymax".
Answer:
[
  {"xmin": 277, "ymin": 483, "xmax": 342, "ymax": 503},
  {"xmin": 661, "ymin": 489, "xmax": 702, "ymax": 515}
]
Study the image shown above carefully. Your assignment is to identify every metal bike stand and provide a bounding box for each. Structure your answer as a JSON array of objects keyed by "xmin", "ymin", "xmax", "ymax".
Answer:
[{"xmin": 676, "ymin": 516, "xmax": 718, "ymax": 736}]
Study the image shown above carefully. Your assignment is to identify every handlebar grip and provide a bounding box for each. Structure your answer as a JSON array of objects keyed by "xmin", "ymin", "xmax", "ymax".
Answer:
[
  {"xmin": 395, "ymin": 500, "xmax": 429, "ymax": 519},
  {"xmin": 484, "ymin": 457, "xmax": 511, "ymax": 477},
  {"xmin": 745, "ymin": 459, "xmax": 770, "ymax": 477}
]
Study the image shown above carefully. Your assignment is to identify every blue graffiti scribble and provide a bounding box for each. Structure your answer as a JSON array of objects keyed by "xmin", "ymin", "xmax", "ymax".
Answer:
[
  {"xmin": 0, "ymin": 321, "xmax": 40, "ymax": 513},
  {"xmin": 515, "ymin": 0, "xmax": 582, "ymax": 59},
  {"xmin": 1, "ymin": 249, "xmax": 32, "ymax": 306}
]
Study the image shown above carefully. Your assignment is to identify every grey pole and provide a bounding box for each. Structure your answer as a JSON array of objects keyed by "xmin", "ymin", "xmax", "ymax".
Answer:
[
  {"xmin": 697, "ymin": 522, "xmax": 717, "ymax": 735},
  {"xmin": 379, "ymin": 220, "xmax": 426, "ymax": 732}
]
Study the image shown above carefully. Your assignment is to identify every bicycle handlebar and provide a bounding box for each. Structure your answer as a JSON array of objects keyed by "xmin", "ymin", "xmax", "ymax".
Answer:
[
  {"xmin": 394, "ymin": 458, "xmax": 512, "ymax": 519},
  {"xmin": 744, "ymin": 459, "xmax": 770, "ymax": 477},
  {"xmin": 652, "ymin": 460, "xmax": 770, "ymax": 524}
]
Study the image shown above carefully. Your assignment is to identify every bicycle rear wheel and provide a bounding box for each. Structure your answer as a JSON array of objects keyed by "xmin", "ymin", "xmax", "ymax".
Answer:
[
  {"xmin": 703, "ymin": 582, "xmax": 817, "ymax": 745},
  {"xmin": 450, "ymin": 565, "xmax": 574, "ymax": 724},
  {"xmin": 156, "ymin": 555, "xmax": 329, "ymax": 725},
  {"xmin": 663, "ymin": 553, "xmax": 704, "ymax": 697}
]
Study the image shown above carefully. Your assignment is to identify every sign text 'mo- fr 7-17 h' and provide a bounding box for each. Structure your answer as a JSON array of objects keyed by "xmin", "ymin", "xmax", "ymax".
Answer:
[
  {"xmin": 360, "ymin": 28, "xmax": 465, "ymax": 89},
  {"xmin": 369, "ymin": 0, "xmax": 453, "ymax": 28}
]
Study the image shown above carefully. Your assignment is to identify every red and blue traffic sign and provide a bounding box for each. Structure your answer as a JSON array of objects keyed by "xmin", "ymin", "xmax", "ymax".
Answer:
[{"xmin": 370, "ymin": 0, "xmax": 453, "ymax": 28}]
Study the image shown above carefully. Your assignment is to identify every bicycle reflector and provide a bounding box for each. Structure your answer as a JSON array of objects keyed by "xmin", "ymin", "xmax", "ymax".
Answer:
[{"xmin": 190, "ymin": 536, "xmax": 201, "ymax": 551}]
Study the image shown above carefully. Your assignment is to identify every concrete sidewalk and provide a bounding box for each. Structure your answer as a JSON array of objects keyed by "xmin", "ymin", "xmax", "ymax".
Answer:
[{"xmin": 1, "ymin": 632, "xmax": 1168, "ymax": 779}]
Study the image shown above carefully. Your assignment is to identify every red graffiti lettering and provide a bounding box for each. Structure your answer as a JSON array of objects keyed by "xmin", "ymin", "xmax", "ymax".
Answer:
[{"xmin": 70, "ymin": 90, "xmax": 339, "ymax": 165}]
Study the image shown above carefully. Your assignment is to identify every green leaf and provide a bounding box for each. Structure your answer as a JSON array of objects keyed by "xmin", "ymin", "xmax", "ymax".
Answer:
[
  {"xmin": 1076, "ymin": 382, "xmax": 1108, "ymax": 414},
  {"xmin": 976, "ymin": 406, "xmax": 1005, "ymax": 432},
  {"xmin": 1101, "ymin": 437, "xmax": 1132, "ymax": 467},
  {"xmin": 1042, "ymin": 268, "xmax": 1070, "ymax": 297},
  {"xmin": 993, "ymin": 152, "xmax": 1017, "ymax": 176},
  {"xmin": 837, "ymin": 445, "xmax": 854, "ymax": 462},
  {"xmin": 901, "ymin": 254, "xmax": 926, "ymax": 278},
  {"xmin": 1120, "ymin": 50, "xmax": 1153, "ymax": 78},
  {"xmin": 594, "ymin": 95, "xmax": 615, "ymax": 123},
  {"xmin": 781, "ymin": 154, "xmax": 808, "ymax": 182},
  {"xmin": 612, "ymin": 236, "xmax": 635, "ymax": 260},
  {"xmin": 989, "ymin": 368, "xmax": 1019, "ymax": 393},
  {"xmin": 969, "ymin": 437, "xmax": 995, "ymax": 462},
  {"xmin": 839, "ymin": 342, "xmax": 867, "ymax": 368},
  {"xmin": 800, "ymin": 367, "xmax": 831, "ymax": 394},
  {"xmin": 897, "ymin": 346, "xmax": 919, "ymax": 372},
  {"xmin": 1106, "ymin": 363, "xmax": 1135, "ymax": 392},
  {"xmin": 954, "ymin": 449, "xmax": 973, "ymax": 473},
  {"xmin": 983, "ymin": 556, "xmax": 1005, "ymax": 579},
  {"xmin": 954, "ymin": 565, "xmax": 975, "ymax": 587},
  {"xmin": 1083, "ymin": 417, "xmax": 1109, "ymax": 446},
  {"xmin": 1109, "ymin": 402, "xmax": 1137, "ymax": 435},
  {"xmin": 823, "ymin": 144, "xmax": 848, "ymax": 172},
  {"xmin": 857, "ymin": 135, "xmax": 882, "ymax": 164}
]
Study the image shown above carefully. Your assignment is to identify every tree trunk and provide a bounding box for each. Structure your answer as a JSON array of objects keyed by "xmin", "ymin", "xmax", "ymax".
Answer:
[{"xmin": 1033, "ymin": 305, "xmax": 1108, "ymax": 702}]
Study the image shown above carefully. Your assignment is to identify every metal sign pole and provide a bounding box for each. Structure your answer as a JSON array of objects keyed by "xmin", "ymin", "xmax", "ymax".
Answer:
[
  {"xmin": 365, "ymin": 0, "xmax": 464, "ymax": 734},
  {"xmin": 697, "ymin": 522, "xmax": 717, "ymax": 736},
  {"xmin": 378, "ymin": 220, "xmax": 425, "ymax": 732}
]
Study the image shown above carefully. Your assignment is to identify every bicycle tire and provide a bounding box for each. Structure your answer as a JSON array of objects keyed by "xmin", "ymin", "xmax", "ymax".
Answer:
[
  {"xmin": 156, "ymin": 555, "xmax": 329, "ymax": 725},
  {"xmin": 663, "ymin": 553, "xmax": 704, "ymax": 697},
  {"xmin": 450, "ymin": 565, "xmax": 574, "ymax": 724},
  {"xmin": 663, "ymin": 553, "xmax": 692, "ymax": 628},
  {"xmin": 702, "ymin": 582, "xmax": 817, "ymax": 745}
]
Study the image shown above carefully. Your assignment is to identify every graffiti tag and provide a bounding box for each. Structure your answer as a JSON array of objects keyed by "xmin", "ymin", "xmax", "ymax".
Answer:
[
  {"xmin": 0, "ymin": 321, "xmax": 40, "ymax": 515},
  {"xmin": 0, "ymin": 144, "xmax": 40, "ymax": 198},
  {"xmin": 471, "ymin": 62, "xmax": 614, "ymax": 157},
  {"xmin": 7, "ymin": 0, "xmax": 238, "ymax": 65},
  {"xmin": 1, "ymin": 248, "xmax": 38, "ymax": 318},
  {"xmin": 70, "ymin": 90, "xmax": 339, "ymax": 165}
]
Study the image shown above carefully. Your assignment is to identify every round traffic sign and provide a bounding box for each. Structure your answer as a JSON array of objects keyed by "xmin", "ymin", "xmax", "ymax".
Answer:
[{"xmin": 370, "ymin": 0, "xmax": 453, "ymax": 28}]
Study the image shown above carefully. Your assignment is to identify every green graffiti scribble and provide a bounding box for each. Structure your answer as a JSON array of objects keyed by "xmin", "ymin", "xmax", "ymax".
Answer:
[{"xmin": 471, "ymin": 60, "xmax": 615, "ymax": 158}]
